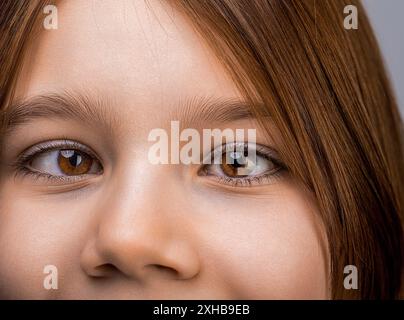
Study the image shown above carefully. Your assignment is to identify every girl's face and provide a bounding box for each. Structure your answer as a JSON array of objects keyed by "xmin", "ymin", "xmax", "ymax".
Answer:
[{"xmin": 0, "ymin": 0, "xmax": 328, "ymax": 299}]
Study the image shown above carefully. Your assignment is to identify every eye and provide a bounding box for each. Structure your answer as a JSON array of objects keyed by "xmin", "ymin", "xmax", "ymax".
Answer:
[
  {"xmin": 30, "ymin": 149, "xmax": 100, "ymax": 176},
  {"xmin": 16, "ymin": 140, "xmax": 102, "ymax": 180},
  {"xmin": 198, "ymin": 142, "xmax": 285, "ymax": 187}
]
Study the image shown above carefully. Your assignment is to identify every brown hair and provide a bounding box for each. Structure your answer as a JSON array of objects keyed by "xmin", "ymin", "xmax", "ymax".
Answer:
[{"xmin": 1, "ymin": 0, "xmax": 403, "ymax": 299}]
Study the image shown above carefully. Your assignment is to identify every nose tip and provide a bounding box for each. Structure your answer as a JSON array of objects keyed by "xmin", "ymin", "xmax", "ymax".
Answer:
[{"xmin": 80, "ymin": 227, "xmax": 201, "ymax": 283}]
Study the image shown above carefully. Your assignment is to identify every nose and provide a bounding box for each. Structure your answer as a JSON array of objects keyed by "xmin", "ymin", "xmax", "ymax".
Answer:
[{"xmin": 80, "ymin": 169, "xmax": 201, "ymax": 283}]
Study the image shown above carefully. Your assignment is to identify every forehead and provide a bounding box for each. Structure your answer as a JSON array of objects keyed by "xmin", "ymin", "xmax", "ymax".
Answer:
[{"xmin": 15, "ymin": 0, "xmax": 240, "ymax": 120}]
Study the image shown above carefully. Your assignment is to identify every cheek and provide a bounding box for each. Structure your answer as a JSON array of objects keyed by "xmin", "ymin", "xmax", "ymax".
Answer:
[
  {"xmin": 192, "ymin": 184, "xmax": 329, "ymax": 299},
  {"xmin": 0, "ymin": 178, "xmax": 329, "ymax": 299},
  {"xmin": 0, "ymin": 183, "xmax": 92, "ymax": 298}
]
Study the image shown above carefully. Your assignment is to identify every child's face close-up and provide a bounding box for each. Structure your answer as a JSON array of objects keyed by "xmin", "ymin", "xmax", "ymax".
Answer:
[{"xmin": 0, "ymin": 0, "xmax": 328, "ymax": 299}]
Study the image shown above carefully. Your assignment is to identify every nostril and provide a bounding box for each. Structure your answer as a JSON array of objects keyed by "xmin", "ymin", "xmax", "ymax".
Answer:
[
  {"xmin": 93, "ymin": 263, "xmax": 121, "ymax": 277},
  {"xmin": 149, "ymin": 264, "xmax": 179, "ymax": 278}
]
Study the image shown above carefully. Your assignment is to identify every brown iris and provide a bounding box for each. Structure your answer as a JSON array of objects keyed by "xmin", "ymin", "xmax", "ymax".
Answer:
[
  {"xmin": 57, "ymin": 149, "xmax": 93, "ymax": 175},
  {"xmin": 221, "ymin": 151, "xmax": 255, "ymax": 177}
]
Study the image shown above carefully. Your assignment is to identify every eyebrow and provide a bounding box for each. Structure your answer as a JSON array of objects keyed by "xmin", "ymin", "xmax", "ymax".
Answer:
[
  {"xmin": 174, "ymin": 95, "xmax": 256, "ymax": 127},
  {"xmin": 2, "ymin": 92, "xmax": 116, "ymax": 134},
  {"xmin": 1, "ymin": 91, "xmax": 258, "ymax": 135}
]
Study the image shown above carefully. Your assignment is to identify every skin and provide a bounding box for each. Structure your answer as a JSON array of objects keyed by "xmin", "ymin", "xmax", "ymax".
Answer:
[{"xmin": 0, "ymin": 0, "xmax": 329, "ymax": 299}]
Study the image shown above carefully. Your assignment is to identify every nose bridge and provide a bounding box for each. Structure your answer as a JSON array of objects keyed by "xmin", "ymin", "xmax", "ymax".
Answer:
[{"xmin": 80, "ymin": 163, "xmax": 201, "ymax": 281}]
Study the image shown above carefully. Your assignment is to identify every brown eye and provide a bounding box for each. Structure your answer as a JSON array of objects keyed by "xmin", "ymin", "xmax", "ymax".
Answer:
[
  {"xmin": 221, "ymin": 151, "xmax": 257, "ymax": 177},
  {"xmin": 58, "ymin": 150, "xmax": 93, "ymax": 175}
]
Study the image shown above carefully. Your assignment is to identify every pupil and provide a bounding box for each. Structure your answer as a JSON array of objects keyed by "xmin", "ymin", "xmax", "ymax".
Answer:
[
  {"xmin": 229, "ymin": 151, "xmax": 246, "ymax": 168},
  {"xmin": 61, "ymin": 150, "xmax": 82, "ymax": 167},
  {"xmin": 232, "ymin": 158, "xmax": 244, "ymax": 168},
  {"xmin": 69, "ymin": 153, "xmax": 82, "ymax": 167}
]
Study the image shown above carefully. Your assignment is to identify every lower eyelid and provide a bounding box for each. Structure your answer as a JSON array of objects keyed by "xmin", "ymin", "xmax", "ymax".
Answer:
[
  {"xmin": 16, "ymin": 140, "xmax": 101, "ymax": 165},
  {"xmin": 203, "ymin": 168, "xmax": 285, "ymax": 188},
  {"xmin": 14, "ymin": 166, "xmax": 100, "ymax": 185}
]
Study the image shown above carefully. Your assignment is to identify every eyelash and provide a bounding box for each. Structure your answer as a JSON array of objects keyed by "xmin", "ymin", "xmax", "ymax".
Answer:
[{"xmin": 13, "ymin": 139, "xmax": 102, "ymax": 183}]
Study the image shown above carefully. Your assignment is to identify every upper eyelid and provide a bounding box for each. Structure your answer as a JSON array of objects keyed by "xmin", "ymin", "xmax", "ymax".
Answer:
[
  {"xmin": 204, "ymin": 142, "xmax": 280, "ymax": 164},
  {"xmin": 16, "ymin": 139, "xmax": 101, "ymax": 164}
]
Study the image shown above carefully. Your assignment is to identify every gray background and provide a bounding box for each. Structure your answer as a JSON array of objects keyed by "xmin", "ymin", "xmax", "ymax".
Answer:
[{"xmin": 362, "ymin": 0, "xmax": 404, "ymax": 119}]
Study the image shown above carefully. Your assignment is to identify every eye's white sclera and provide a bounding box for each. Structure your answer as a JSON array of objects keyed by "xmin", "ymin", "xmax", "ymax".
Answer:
[{"xmin": 30, "ymin": 150, "xmax": 64, "ymax": 175}]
